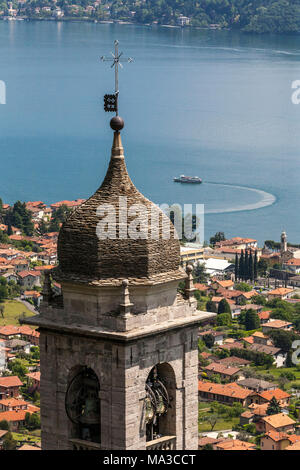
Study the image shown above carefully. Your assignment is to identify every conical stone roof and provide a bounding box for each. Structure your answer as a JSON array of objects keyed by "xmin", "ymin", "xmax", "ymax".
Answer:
[{"xmin": 55, "ymin": 131, "xmax": 183, "ymax": 285}]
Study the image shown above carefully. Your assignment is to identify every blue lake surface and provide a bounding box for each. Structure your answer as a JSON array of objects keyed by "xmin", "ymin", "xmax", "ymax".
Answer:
[{"xmin": 0, "ymin": 21, "xmax": 299, "ymax": 244}]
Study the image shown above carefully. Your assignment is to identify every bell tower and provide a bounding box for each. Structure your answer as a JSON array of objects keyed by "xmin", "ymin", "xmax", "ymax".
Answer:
[
  {"xmin": 281, "ymin": 231, "xmax": 287, "ymax": 254},
  {"xmin": 24, "ymin": 46, "xmax": 215, "ymax": 450}
]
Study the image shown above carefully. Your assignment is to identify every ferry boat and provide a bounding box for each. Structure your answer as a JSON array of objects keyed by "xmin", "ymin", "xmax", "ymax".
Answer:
[{"xmin": 173, "ymin": 175, "xmax": 202, "ymax": 184}]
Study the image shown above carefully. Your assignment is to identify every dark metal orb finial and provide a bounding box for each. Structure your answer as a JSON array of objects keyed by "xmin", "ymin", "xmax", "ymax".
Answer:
[{"xmin": 110, "ymin": 115, "xmax": 124, "ymax": 131}]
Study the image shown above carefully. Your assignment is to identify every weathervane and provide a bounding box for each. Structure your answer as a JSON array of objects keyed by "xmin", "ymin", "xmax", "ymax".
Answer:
[{"xmin": 101, "ymin": 40, "xmax": 133, "ymax": 119}]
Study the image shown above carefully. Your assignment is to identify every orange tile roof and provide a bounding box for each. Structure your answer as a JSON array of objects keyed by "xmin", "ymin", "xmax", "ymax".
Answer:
[
  {"xmin": 198, "ymin": 381, "xmax": 252, "ymax": 400},
  {"xmin": 200, "ymin": 352, "xmax": 212, "ymax": 359},
  {"xmin": 204, "ymin": 363, "xmax": 241, "ymax": 376},
  {"xmin": 216, "ymin": 439, "xmax": 256, "ymax": 450},
  {"xmin": 259, "ymin": 388, "xmax": 290, "ymax": 401},
  {"xmin": 268, "ymin": 288, "xmax": 294, "ymax": 295},
  {"xmin": 264, "ymin": 430, "xmax": 292, "ymax": 442},
  {"xmin": 211, "ymin": 296, "xmax": 223, "ymax": 302},
  {"xmin": 18, "ymin": 270, "xmax": 41, "ymax": 279},
  {"xmin": 217, "ymin": 355, "xmax": 251, "ymax": 366},
  {"xmin": 262, "ymin": 413, "xmax": 296, "ymax": 429},
  {"xmin": 288, "ymin": 434, "xmax": 300, "ymax": 444},
  {"xmin": 0, "ymin": 325, "xmax": 20, "ymax": 336},
  {"xmin": 285, "ymin": 441, "xmax": 300, "ymax": 450},
  {"xmin": 0, "ymin": 398, "xmax": 27, "ymax": 407},
  {"xmin": 26, "ymin": 404, "xmax": 40, "ymax": 413},
  {"xmin": 241, "ymin": 290, "xmax": 258, "ymax": 299},
  {"xmin": 241, "ymin": 410, "xmax": 254, "ymax": 419},
  {"xmin": 26, "ymin": 372, "xmax": 40, "ymax": 382},
  {"xmin": 18, "ymin": 325, "xmax": 39, "ymax": 337},
  {"xmin": 285, "ymin": 259, "xmax": 300, "ymax": 266},
  {"xmin": 50, "ymin": 199, "xmax": 85, "ymax": 209},
  {"xmin": 18, "ymin": 444, "xmax": 41, "ymax": 450},
  {"xmin": 253, "ymin": 331, "xmax": 268, "ymax": 339},
  {"xmin": 194, "ymin": 283, "xmax": 209, "ymax": 290},
  {"xmin": 34, "ymin": 265, "xmax": 53, "ymax": 271},
  {"xmin": 243, "ymin": 336, "xmax": 254, "ymax": 344},
  {"xmin": 0, "ymin": 325, "xmax": 39, "ymax": 338},
  {"xmin": 248, "ymin": 403, "xmax": 269, "ymax": 416},
  {"xmin": 258, "ymin": 311, "xmax": 271, "ymax": 320},
  {"xmin": 0, "ymin": 376, "xmax": 23, "ymax": 388},
  {"xmin": 214, "ymin": 247, "xmax": 242, "ymax": 254},
  {"xmin": 262, "ymin": 320, "xmax": 293, "ymax": 329},
  {"xmin": 0, "ymin": 410, "xmax": 29, "ymax": 422},
  {"xmin": 215, "ymin": 280, "xmax": 234, "ymax": 288}
]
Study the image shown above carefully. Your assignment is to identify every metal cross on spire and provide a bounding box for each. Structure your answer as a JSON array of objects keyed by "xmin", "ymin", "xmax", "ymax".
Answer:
[{"xmin": 101, "ymin": 40, "xmax": 133, "ymax": 116}]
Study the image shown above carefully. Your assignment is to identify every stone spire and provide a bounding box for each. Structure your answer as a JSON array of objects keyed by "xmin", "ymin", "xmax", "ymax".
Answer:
[
  {"xmin": 184, "ymin": 264, "xmax": 196, "ymax": 303},
  {"xmin": 119, "ymin": 279, "xmax": 133, "ymax": 316},
  {"xmin": 42, "ymin": 270, "xmax": 52, "ymax": 304},
  {"xmin": 55, "ymin": 117, "xmax": 183, "ymax": 285}
]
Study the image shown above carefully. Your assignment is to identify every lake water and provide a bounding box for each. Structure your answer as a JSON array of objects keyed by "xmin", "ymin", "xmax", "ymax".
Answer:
[{"xmin": 0, "ymin": 21, "xmax": 299, "ymax": 245}]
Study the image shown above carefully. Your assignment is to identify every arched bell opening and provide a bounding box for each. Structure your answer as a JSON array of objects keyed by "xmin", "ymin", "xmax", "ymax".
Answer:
[
  {"xmin": 145, "ymin": 363, "xmax": 176, "ymax": 442},
  {"xmin": 65, "ymin": 366, "xmax": 101, "ymax": 443}
]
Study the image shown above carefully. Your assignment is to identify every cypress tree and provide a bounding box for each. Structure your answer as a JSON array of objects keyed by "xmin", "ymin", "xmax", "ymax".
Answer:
[
  {"xmin": 235, "ymin": 253, "xmax": 239, "ymax": 281},
  {"xmin": 249, "ymin": 251, "xmax": 254, "ymax": 282},
  {"xmin": 7, "ymin": 221, "xmax": 12, "ymax": 236},
  {"xmin": 244, "ymin": 250, "xmax": 249, "ymax": 281},
  {"xmin": 254, "ymin": 250, "xmax": 258, "ymax": 281},
  {"xmin": 239, "ymin": 250, "xmax": 244, "ymax": 281},
  {"xmin": 245, "ymin": 309, "xmax": 261, "ymax": 330},
  {"xmin": 217, "ymin": 298, "xmax": 231, "ymax": 315}
]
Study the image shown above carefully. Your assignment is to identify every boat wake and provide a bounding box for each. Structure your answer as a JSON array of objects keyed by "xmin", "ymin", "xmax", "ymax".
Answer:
[{"xmin": 203, "ymin": 182, "xmax": 276, "ymax": 214}]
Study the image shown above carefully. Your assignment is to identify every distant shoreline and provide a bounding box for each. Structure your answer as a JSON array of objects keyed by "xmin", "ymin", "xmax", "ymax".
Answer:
[
  {"xmin": 1, "ymin": 18, "xmax": 299, "ymax": 35},
  {"xmin": 0, "ymin": 16, "xmax": 227, "ymax": 32}
]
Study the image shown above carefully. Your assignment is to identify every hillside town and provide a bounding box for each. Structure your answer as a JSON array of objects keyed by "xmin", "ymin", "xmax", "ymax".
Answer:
[
  {"xmin": 1, "ymin": 198, "xmax": 300, "ymax": 449},
  {"xmin": 0, "ymin": 0, "xmax": 194, "ymax": 26},
  {"xmin": 0, "ymin": 198, "xmax": 85, "ymax": 450},
  {"xmin": 0, "ymin": 0, "xmax": 299, "ymax": 35}
]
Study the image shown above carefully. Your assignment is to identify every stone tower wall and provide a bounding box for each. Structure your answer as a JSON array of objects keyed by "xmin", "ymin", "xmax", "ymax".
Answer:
[{"xmin": 39, "ymin": 323, "xmax": 199, "ymax": 450}]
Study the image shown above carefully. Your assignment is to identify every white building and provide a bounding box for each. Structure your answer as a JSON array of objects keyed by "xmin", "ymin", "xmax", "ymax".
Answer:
[{"xmin": 200, "ymin": 258, "xmax": 234, "ymax": 277}]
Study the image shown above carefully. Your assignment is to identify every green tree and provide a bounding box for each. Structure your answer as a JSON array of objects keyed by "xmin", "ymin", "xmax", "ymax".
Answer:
[
  {"xmin": 193, "ymin": 263, "xmax": 208, "ymax": 283},
  {"xmin": 235, "ymin": 282, "xmax": 252, "ymax": 292},
  {"xmin": 266, "ymin": 397, "xmax": 281, "ymax": 416},
  {"xmin": 249, "ymin": 251, "xmax": 254, "ymax": 282},
  {"xmin": 268, "ymin": 329, "xmax": 299, "ymax": 353},
  {"xmin": 235, "ymin": 253, "xmax": 239, "ymax": 281},
  {"xmin": 201, "ymin": 443, "xmax": 213, "ymax": 450},
  {"xmin": 5, "ymin": 201, "xmax": 34, "ymax": 236},
  {"xmin": 210, "ymin": 232, "xmax": 225, "ymax": 247},
  {"xmin": 217, "ymin": 312, "xmax": 231, "ymax": 326},
  {"xmin": 244, "ymin": 250, "xmax": 249, "ymax": 281},
  {"xmin": 254, "ymin": 251, "xmax": 258, "ymax": 280},
  {"xmin": 25, "ymin": 412, "xmax": 40, "ymax": 430},
  {"xmin": 0, "ymin": 277, "xmax": 8, "ymax": 302},
  {"xmin": 252, "ymin": 295, "xmax": 266, "ymax": 305},
  {"xmin": 203, "ymin": 414, "xmax": 219, "ymax": 431},
  {"xmin": 8, "ymin": 358, "xmax": 29, "ymax": 381},
  {"xmin": 244, "ymin": 309, "xmax": 260, "ymax": 330},
  {"xmin": 0, "ymin": 420, "xmax": 9, "ymax": 430},
  {"xmin": 257, "ymin": 258, "xmax": 268, "ymax": 276},
  {"xmin": 239, "ymin": 250, "xmax": 244, "ymax": 281},
  {"xmin": 202, "ymin": 333, "xmax": 215, "ymax": 349},
  {"xmin": 218, "ymin": 298, "xmax": 231, "ymax": 315},
  {"xmin": 206, "ymin": 300, "xmax": 217, "ymax": 313},
  {"xmin": 2, "ymin": 431, "xmax": 17, "ymax": 450}
]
